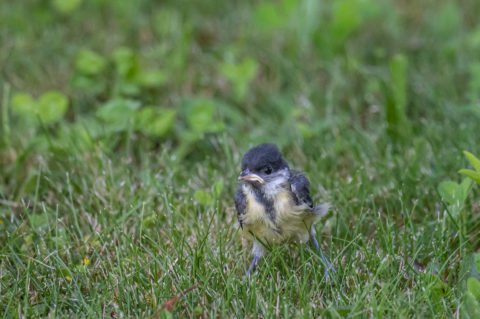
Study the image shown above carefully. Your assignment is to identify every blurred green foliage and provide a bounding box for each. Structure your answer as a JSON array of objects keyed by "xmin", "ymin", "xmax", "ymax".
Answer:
[
  {"xmin": 220, "ymin": 58, "xmax": 258, "ymax": 102},
  {"xmin": 460, "ymin": 151, "xmax": 480, "ymax": 185},
  {"xmin": 12, "ymin": 90, "xmax": 68, "ymax": 124},
  {"xmin": 461, "ymin": 253, "xmax": 480, "ymax": 318},
  {"xmin": 2, "ymin": 0, "xmax": 480, "ymax": 157},
  {"xmin": 1, "ymin": 0, "xmax": 480, "ymax": 317}
]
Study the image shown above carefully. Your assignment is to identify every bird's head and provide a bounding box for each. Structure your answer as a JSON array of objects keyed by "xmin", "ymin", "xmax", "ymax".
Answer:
[{"xmin": 238, "ymin": 143, "xmax": 290, "ymax": 188}]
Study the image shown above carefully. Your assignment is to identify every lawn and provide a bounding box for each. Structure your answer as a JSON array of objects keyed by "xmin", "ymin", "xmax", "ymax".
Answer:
[{"xmin": 1, "ymin": 0, "xmax": 480, "ymax": 317}]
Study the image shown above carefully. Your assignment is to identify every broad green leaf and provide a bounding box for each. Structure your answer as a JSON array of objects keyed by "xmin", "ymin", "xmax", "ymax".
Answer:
[
  {"xmin": 240, "ymin": 58, "xmax": 258, "ymax": 81},
  {"xmin": 208, "ymin": 121, "xmax": 225, "ymax": 132},
  {"xmin": 71, "ymin": 73, "xmax": 106, "ymax": 93},
  {"xmin": 113, "ymin": 47, "xmax": 138, "ymax": 78},
  {"xmin": 75, "ymin": 49, "xmax": 106, "ymax": 75},
  {"xmin": 457, "ymin": 254, "xmax": 480, "ymax": 317},
  {"xmin": 459, "ymin": 169, "xmax": 480, "ymax": 185},
  {"xmin": 194, "ymin": 190, "xmax": 213, "ymax": 205},
  {"xmin": 476, "ymin": 254, "xmax": 480, "ymax": 273},
  {"xmin": 136, "ymin": 70, "xmax": 168, "ymax": 88},
  {"xmin": 253, "ymin": 0, "xmax": 297, "ymax": 31},
  {"xmin": 330, "ymin": 0, "xmax": 382, "ymax": 46},
  {"xmin": 96, "ymin": 99, "xmax": 140, "ymax": 132},
  {"xmin": 463, "ymin": 256, "xmax": 480, "ymax": 317},
  {"xmin": 75, "ymin": 116, "xmax": 105, "ymax": 139},
  {"xmin": 460, "ymin": 254, "xmax": 480, "ymax": 284},
  {"xmin": 11, "ymin": 93, "xmax": 35, "ymax": 115},
  {"xmin": 13, "ymin": 91, "xmax": 69, "ymax": 124},
  {"xmin": 437, "ymin": 179, "xmax": 470, "ymax": 205},
  {"xmin": 37, "ymin": 91, "xmax": 69, "ymax": 123},
  {"xmin": 213, "ymin": 181, "xmax": 224, "ymax": 197},
  {"xmin": 460, "ymin": 178, "xmax": 473, "ymax": 200},
  {"xmin": 220, "ymin": 58, "xmax": 258, "ymax": 101},
  {"xmin": 135, "ymin": 107, "xmax": 176, "ymax": 137},
  {"xmin": 254, "ymin": 3, "xmax": 283, "ymax": 30},
  {"xmin": 467, "ymin": 277, "xmax": 480, "ymax": 301},
  {"xmin": 438, "ymin": 181, "xmax": 459, "ymax": 205},
  {"xmin": 446, "ymin": 204, "xmax": 460, "ymax": 219},
  {"xmin": 116, "ymin": 80, "xmax": 140, "ymax": 97},
  {"xmin": 186, "ymin": 101, "xmax": 215, "ymax": 133},
  {"xmin": 52, "ymin": 0, "xmax": 82, "ymax": 14},
  {"xmin": 331, "ymin": 0, "xmax": 362, "ymax": 43},
  {"xmin": 185, "ymin": 99, "xmax": 225, "ymax": 133},
  {"xmin": 463, "ymin": 151, "xmax": 480, "ymax": 172},
  {"xmin": 465, "ymin": 291, "xmax": 480, "ymax": 318}
]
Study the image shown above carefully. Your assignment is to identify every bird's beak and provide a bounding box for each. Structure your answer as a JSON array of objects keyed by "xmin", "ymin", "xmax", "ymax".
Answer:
[{"xmin": 238, "ymin": 170, "xmax": 264, "ymax": 184}]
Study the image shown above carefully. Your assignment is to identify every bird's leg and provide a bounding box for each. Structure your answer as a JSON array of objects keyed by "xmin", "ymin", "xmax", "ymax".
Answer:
[
  {"xmin": 310, "ymin": 233, "xmax": 320, "ymax": 251},
  {"xmin": 246, "ymin": 240, "xmax": 265, "ymax": 277},
  {"xmin": 310, "ymin": 226, "xmax": 336, "ymax": 278},
  {"xmin": 246, "ymin": 255, "xmax": 261, "ymax": 276}
]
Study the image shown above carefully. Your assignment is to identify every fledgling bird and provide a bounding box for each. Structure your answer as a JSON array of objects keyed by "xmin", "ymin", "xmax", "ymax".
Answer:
[{"xmin": 235, "ymin": 143, "xmax": 335, "ymax": 276}]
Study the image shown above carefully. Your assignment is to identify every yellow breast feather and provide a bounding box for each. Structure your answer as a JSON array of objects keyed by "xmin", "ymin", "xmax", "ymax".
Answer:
[
  {"xmin": 240, "ymin": 185, "xmax": 276, "ymax": 241},
  {"xmin": 241, "ymin": 185, "xmax": 316, "ymax": 244},
  {"xmin": 272, "ymin": 189, "xmax": 313, "ymax": 243}
]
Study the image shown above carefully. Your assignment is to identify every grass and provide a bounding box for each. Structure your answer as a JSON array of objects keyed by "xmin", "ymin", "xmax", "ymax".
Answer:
[{"xmin": 1, "ymin": 0, "xmax": 480, "ymax": 317}]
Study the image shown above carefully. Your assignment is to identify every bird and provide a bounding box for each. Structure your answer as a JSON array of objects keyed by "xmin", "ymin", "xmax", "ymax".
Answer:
[{"xmin": 234, "ymin": 143, "xmax": 335, "ymax": 277}]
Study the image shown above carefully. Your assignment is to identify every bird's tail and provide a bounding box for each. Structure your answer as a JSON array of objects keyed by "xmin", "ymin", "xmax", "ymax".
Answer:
[{"xmin": 313, "ymin": 203, "xmax": 330, "ymax": 217}]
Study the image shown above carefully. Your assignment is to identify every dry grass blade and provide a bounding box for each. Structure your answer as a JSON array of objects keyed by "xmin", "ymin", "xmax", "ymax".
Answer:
[{"xmin": 157, "ymin": 285, "xmax": 197, "ymax": 316}]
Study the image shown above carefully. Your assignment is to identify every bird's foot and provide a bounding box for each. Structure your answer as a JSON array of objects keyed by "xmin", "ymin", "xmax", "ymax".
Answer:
[
  {"xmin": 246, "ymin": 255, "xmax": 261, "ymax": 278},
  {"xmin": 319, "ymin": 249, "xmax": 336, "ymax": 280},
  {"xmin": 310, "ymin": 235, "xmax": 336, "ymax": 279}
]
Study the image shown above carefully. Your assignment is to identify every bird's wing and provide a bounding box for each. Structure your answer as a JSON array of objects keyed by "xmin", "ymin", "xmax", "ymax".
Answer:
[
  {"xmin": 235, "ymin": 188, "xmax": 247, "ymax": 229},
  {"xmin": 289, "ymin": 171, "xmax": 314, "ymax": 209}
]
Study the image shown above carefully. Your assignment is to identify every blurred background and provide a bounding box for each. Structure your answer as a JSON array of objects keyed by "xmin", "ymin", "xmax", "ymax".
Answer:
[
  {"xmin": 1, "ymin": 0, "xmax": 479, "ymax": 162},
  {"xmin": 1, "ymin": 0, "xmax": 480, "ymax": 317}
]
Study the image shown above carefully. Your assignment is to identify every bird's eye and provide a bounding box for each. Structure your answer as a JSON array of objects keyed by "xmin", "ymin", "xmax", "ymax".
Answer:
[{"xmin": 263, "ymin": 166, "xmax": 272, "ymax": 175}]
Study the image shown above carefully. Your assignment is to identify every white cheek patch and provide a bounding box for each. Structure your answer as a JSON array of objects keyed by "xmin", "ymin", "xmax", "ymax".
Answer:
[
  {"xmin": 290, "ymin": 184, "xmax": 297, "ymax": 194},
  {"xmin": 263, "ymin": 168, "xmax": 290, "ymax": 198}
]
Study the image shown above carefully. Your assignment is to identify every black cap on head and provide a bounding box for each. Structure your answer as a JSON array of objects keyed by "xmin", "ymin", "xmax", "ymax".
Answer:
[{"xmin": 241, "ymin": 143, "xmax": 289, "ymax": 172}]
